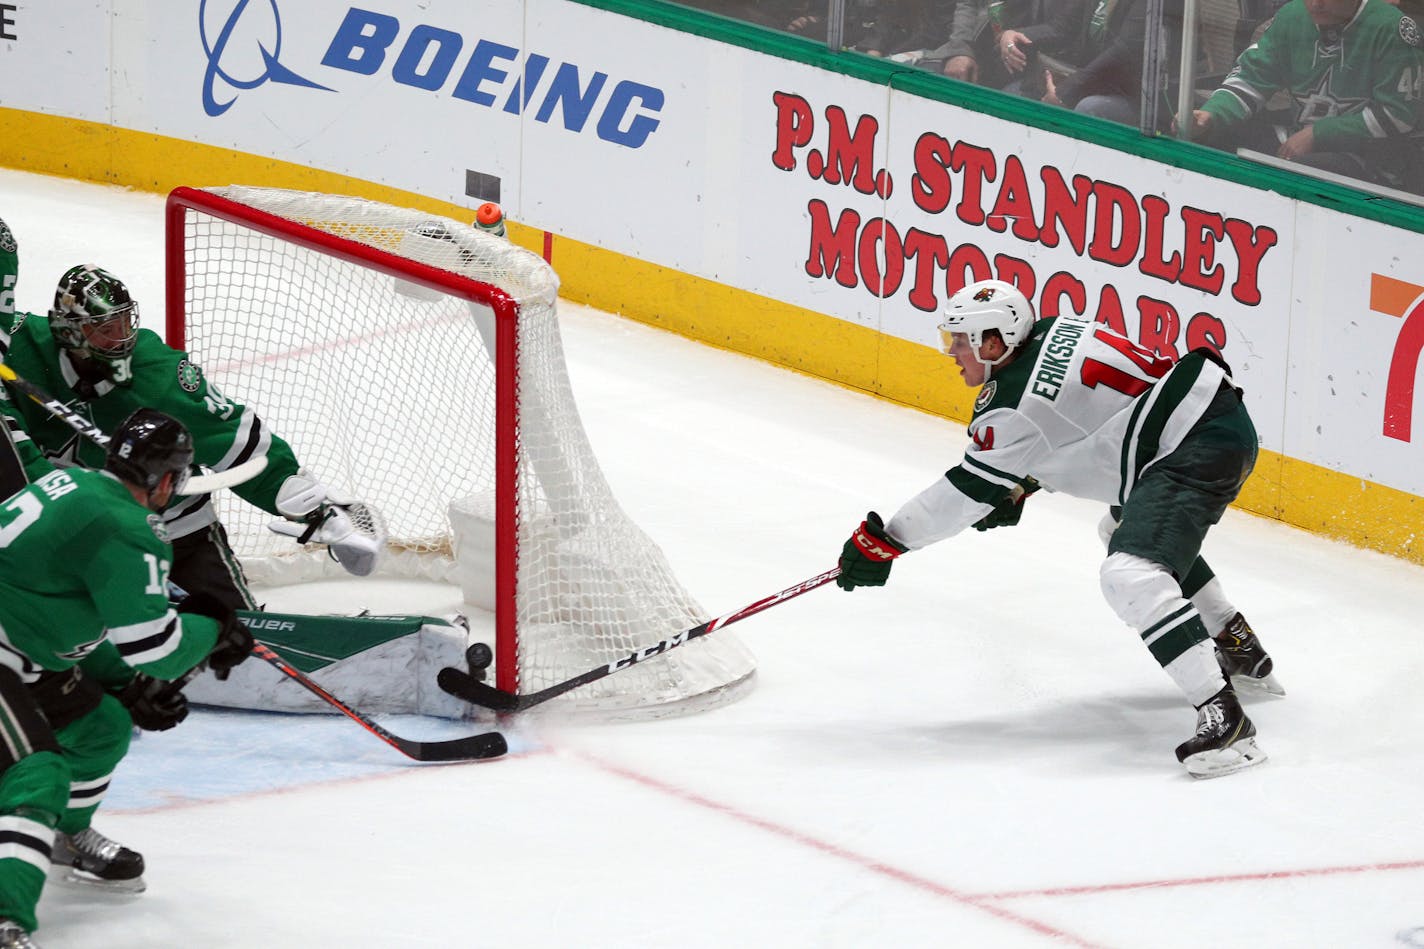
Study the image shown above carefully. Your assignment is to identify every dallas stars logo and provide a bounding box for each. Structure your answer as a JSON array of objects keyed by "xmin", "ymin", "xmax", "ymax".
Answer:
[
  {"xmin": 44, "ymin": 431, "xmax": 85, "ymax": 468},
  {"xmin": 1291, "ymin": 67, "xmax": 1369, "ymax": 125}
]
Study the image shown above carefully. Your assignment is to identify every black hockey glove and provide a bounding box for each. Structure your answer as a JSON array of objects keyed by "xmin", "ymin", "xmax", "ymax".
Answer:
[
  {"xmin": 972, "ymin": 480, "xmax": 1039, "ymax": 532},
  {"xmin": 178, "ymin": 592, "xmax": 254, "ymax": 680},
  {"xmin": 837, "ymin": 511, "xmax": 908, "ymax": 591},
  {"xmin": 115, "ymin": 673, "xmax": 189, "ymax": 732},
  {"xmin": 207, "ymin": 616, "xmax": 255, "ymax": 681}
]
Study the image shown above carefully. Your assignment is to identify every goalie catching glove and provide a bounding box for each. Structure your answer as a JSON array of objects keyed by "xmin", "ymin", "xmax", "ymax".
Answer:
[
  {"xmin": 837, "ymin": 511, "xmax": 908, "ymax": 591},
  {"xmin": 269, "ymin": 469, "xmax": 387, "ymax": 577}
]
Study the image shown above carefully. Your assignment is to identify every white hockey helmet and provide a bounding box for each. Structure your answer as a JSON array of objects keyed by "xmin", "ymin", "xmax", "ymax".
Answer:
[{"xmin": 938, "ymin": 279, "xmax": 1036, "ymax": 367}]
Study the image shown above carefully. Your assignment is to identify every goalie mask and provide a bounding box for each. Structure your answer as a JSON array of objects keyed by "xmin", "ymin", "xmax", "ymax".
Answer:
[
  {"xmin": 938, "ymin": 279, "xmax": 1037, "ymax": 369},
  {"xmin": 105, "ymin": 408, "xmax": 194, "ymax": 497},
  {"xmin": 50, "ymin": 264, "xmax": 140, "ymax": 381}
]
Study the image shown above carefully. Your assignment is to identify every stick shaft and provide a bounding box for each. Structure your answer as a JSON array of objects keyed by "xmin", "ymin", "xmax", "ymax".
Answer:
[
  {"xmin": 0, "ymin": 362, "xmax": 110, "ymax": 446},
  {"xmin": 251, "ymin": 643, "xmax": 506, "ymax": 762},
  {"xmin": 439, "ymin": 567, "xmax": 841, "ymax": 713}
]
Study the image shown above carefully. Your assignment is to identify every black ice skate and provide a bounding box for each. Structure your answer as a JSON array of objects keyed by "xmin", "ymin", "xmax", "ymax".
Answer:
[
  {"xmin": 1175, "ymin": 685, "xmax": 1267, "ymax": 778},
  {"xmin": 50, "ymin": 827, "xmax": 146, "ymax": 893},
  {"xmin": 0, "ymin": 919, "xmax": 39, "ymax": 949},
  {"xmin": 1214, "ymin": 613, "xmax": 1285, "ymax": 696}
]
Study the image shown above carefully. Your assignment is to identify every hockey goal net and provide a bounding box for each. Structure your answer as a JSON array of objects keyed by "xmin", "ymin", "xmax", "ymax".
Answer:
[{"xmin": 164, "ymin": 185, "xmax": 756, "ymax": 716}]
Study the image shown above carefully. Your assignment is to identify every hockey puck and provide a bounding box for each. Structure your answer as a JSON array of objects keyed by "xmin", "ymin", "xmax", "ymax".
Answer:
[{"xmin": 465, "ymin": 642, "xmax": 494, "ymax": 673}]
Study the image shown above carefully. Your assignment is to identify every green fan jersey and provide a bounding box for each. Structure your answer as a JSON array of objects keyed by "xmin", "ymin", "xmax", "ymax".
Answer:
[
  {"xmin": 885, "ymin": 317, "xmax": 1226, "ymax": 549},
  {"xmin": 0, "ymin": 466, "xmax": 218, "ymax": 681},
  {"xmin": 0, "ymin": 313, "xmax": 302, "ymax": 539},
  {"xmin": 1201, "ymin": 0, "xmax": 1424, "ymax": 151}
]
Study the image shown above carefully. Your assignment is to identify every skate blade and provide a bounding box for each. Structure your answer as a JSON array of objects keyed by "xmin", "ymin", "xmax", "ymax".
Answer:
[
  {"xmin": 49, "ymin": 866, "xmax": 147, "ymax": 894},
  {"xmin": 1232, "ymin": 672, "xmax": 1286, "ymax": 697},
  {"xmin": 1183, "ymin": 737, "xmax": 1268, "ymax": 779}
]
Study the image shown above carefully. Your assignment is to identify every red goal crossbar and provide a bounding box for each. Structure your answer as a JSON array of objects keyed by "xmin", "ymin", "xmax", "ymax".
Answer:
[{"xmin": 163, "ymin": 187, "xmax": 524, "ymax": 693}]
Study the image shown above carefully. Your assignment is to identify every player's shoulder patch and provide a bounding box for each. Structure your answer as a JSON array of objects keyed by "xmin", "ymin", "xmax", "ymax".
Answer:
[
  {"xmin": 1401, "ymin": 15, "xmax": 1421, "ymax": 48},
  {"xmin": 0, "ymin": 220, "xmax": 15, "ymax": 255},
  {"xmin": 146, "ymin": 513, "xmax": 170, "ymax": 543},
  {"xmin": 974, "ymin": 380, "xmax": 998, "ymax": 413},
  {"xmin": 176, "ymin": 358, "xmax": 203, "ymax": 393}
]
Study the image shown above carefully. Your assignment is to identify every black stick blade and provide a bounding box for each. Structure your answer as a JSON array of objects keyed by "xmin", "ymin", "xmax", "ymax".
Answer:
[
  {"xmin": 438, "ymin": 666, "xmax": 521, "ymax": 712},
  {"xmin": 407, "ymin": 730, "xmax": 508, "ymax": 762}
]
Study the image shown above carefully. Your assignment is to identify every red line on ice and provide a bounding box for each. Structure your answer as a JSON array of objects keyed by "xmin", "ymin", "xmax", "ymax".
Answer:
[{"xmin": 569, "ymin": 749, "xmax": 1107, "ymax": 948}]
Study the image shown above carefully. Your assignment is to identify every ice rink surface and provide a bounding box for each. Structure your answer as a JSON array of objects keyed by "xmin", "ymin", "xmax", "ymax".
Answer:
[{"xmin": 2, "ymin": 170, "xmax": 1423, "ymax": 948}]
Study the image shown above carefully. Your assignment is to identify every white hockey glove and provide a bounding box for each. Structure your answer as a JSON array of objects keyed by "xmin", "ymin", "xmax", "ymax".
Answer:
[
  {"xmin": 271, "ymin": 470, "xmax": 387, "ymax": 576},
  {"xmin": 275, "ymin": 469, "xmax": 331, "ymax": 520},
  {"xmin": 269, "ymin": 496, "xmax": 388, "ymax": 578}
]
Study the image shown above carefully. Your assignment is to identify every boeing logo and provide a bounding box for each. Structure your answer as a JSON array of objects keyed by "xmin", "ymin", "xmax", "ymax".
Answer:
[
  {"xmin": 196, "ymin": 2, "xmax": 665, "ymax": 148},
  {"xmin": 200, "ymin": 0, "xmax": 333, "ymax": 118}
]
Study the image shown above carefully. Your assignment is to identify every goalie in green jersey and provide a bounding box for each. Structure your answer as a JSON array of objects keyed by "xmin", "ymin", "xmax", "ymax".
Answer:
[
  {"xmin": 0, "ymin": 233, "xmax": 385, "ymax": 613},
  {"xmin": 0, "ymin": 409, "xmax": 253, "ymax": 946}
]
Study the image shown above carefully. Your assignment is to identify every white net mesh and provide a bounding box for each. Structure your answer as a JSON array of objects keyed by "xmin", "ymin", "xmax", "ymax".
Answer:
[{"xmin": 173, "ymin": 186, "xmax": 756, "ymax": 716}]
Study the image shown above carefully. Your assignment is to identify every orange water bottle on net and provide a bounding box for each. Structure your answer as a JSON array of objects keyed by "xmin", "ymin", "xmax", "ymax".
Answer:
[{"xmin": 474, "ymin": 202, "xmax": 507, "ymax": 238}]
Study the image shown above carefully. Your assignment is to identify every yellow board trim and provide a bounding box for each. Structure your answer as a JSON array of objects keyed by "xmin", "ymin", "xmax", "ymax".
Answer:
[{"xmin": 2, "ymin": 108, "xmax": 1419, "ymax": 565}]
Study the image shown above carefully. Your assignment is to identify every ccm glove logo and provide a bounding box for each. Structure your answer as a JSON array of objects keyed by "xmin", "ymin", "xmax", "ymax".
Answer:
[
  {"xmin": 851, "ymin": 522, "xmax": 904, "ymax": 561},
  {"xmin": 838, "ymin": 512, "xmax": 908, "ymax": 591}
]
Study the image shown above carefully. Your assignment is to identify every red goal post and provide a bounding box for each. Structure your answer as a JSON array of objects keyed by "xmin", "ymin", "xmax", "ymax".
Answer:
[{"xmin": 164, "ymin": 186, "xmax": 756, "ymax": 716}]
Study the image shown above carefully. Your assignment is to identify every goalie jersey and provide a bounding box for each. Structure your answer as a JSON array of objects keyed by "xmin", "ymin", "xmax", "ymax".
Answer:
[
  {"xmin": 0, "ymin": 313, "xmax": 302, "ymax": 540},
  {"xmin": 886, "ymin": 316, "xmax": 1229, "ymax": 549}
]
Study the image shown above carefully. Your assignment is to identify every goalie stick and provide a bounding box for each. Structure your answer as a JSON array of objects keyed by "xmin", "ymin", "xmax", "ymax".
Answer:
[
  {"xmin": 438, "ymin": 567, "xmax": 842, "ymax": 713},
  {"xmin": 250, "ymin": 642, "xmax": 508, "ymax": 762},
  {"xmin": 0, "ymin": 361, "xmax": 268, "ymax": 493}
]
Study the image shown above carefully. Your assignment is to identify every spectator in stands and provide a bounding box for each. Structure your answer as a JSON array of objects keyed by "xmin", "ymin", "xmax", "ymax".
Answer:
[
  {"xmin": 851, "ymin": 0, "xmax": 958, "ymax": 66},
  {"xmin": 996, "ymin": 0, "xmax": 1164, "ymax": 123},
  {"xmin": 676, "ymin": 1, "xmax": 811, "ymax": 30},
  {"xmin": 1181, "ymin": 0, "xmax": 1424, "ymax": 192},
  {"xmin": 941, "ymin": 0, "xmax": 1042, "ymax": 87},
  {"xmin": 680, "ymin": 0, "xmax": 877, "ymax": 46}
]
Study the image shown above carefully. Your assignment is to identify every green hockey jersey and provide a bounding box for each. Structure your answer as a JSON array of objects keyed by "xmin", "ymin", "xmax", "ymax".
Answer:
[
  {"xmin": 0, "ymin": 466, "xmax": 218, "ymax": 680},
  {"xmin": 885, "ymin": 317, "xmax": 1227, "ymax": 549},
  {"xmin": 0, "ymin": 313, "xmax": 302, "ymax": 539},
  {"xmin": 1201, "ymin": 0, "xmax": 1424, "ymax": 151}
]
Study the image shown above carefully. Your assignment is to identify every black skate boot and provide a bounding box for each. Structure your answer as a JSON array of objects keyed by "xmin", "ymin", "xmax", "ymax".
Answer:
[
  {"xmin": 50, "ymin": 826, "xmax": 146, "ymax": 893},
  {"xmin": 1175, "ymin": 685, "xmax": 1267, "ymax": 778},
  {"xmin": 1214, "ymin": 613, "xmax": 1284, "ymax": 695},
  {"xmin": 0, "ymin": 919, "xmax": 39, "ymax": 949}
]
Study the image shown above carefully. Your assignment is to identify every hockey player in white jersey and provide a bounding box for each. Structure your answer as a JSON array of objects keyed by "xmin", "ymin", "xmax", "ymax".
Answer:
[{"xmin": 836, "ymin": 279, "xmax": 1277, "ymax": 778}]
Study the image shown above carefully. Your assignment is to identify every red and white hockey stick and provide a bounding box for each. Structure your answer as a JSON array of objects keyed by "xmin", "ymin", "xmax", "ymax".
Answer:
[
  {"xmin": 250, "ymin": 642, "xmax": 507, "ymax": 762},
  {"xmin": 437, "ymin": 567, "xmax": 842, "ymax": 713}
]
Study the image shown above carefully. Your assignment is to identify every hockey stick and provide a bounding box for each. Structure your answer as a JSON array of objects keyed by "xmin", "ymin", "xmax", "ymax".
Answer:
[
  {"xmin": 250, "ymin": 642, "xmax": 508, "ymax": 762},
  {"xmin": 0, "ymin": 361, "xmax": 267, "ymax": 493},
  {"xmin": 438, "ymin": 566, "xmax": 842, "ymax": 713}
]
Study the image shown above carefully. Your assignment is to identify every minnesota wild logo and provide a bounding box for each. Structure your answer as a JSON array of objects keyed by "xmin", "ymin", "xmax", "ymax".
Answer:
[{"xmin": 974, "ymin": 379, "xmax": 998, "ymax": 412}]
